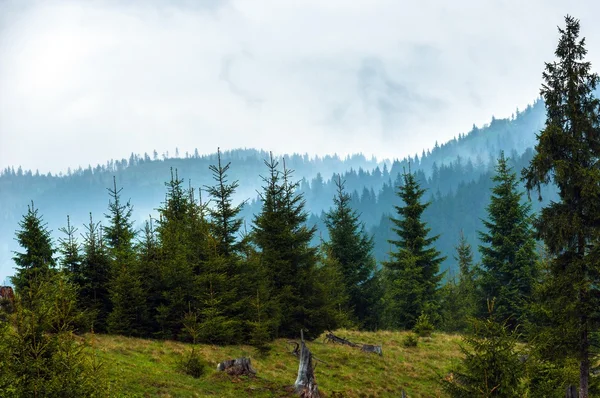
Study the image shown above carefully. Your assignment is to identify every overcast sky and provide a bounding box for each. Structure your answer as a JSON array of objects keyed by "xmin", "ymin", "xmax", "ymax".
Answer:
[{"xmin": 1, "ymin": 0, "xmax": 599, "ymax": 174}]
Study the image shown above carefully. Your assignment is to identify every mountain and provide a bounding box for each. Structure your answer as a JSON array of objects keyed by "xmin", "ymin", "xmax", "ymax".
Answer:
[{"xmin": 0, "ymin": 98, "xmax": 548, "ymax": 282}]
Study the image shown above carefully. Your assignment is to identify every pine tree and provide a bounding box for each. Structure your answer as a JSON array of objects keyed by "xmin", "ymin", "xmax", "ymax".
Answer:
[
  {"xmin": 382, "ymin": 168, "xmax": 445, "ymax": 329},
  {"xmin": 324, "ymin": 176, "xmax": 378, "ymax": 327},
  {"xmin": 522, "ymin": 16, "xmax": 600, "ymax": 397},
  {"xmin": 11, "ymin": 201, "xmax": 57, "ymax": 293},
  {"xmin": 478, "ymin": 152, "xmax": 537, "ymax": 329}
]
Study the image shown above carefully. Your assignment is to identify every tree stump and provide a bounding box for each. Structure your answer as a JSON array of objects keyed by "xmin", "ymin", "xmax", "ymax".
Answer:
[
  {"xmin": 323, "ymin": 332, "xmax": 358, "ymax": 347},
  {"xmin": 566, "ymin": 385, "xmax": 577, "ymax": 398},
  {"xmin": 360, "ymin": 344, "xmax": 383, "ymax": 356},
  {"xmin": 294, "ymin": 330, "xmax": 320, "ymax": 398},
  {"xmin": 216, "ymin": 357, "xmax": 256, "ymax": 376}
]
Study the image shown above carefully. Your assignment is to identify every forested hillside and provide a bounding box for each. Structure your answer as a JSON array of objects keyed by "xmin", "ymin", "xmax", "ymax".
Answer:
[{"xmin": 0, "ymin": 99, "xmax": 547, "ymax": 281}]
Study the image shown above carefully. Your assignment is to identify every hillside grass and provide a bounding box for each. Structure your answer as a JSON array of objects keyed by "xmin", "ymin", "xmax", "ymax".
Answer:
[{"xmin": 91, "ymin": 329, "xmax": 463, "ymax": 397}]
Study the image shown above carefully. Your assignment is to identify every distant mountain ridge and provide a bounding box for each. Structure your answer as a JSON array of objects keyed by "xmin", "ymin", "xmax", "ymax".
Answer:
[{"xmin": 0, "ymin": 97, "xmax": 548, "ymax": 281}]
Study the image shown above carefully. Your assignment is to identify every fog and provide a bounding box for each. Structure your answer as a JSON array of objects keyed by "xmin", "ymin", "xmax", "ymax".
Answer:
[{"xmin": 2, "ymin": 0, "xmax": 599, "ymax": 174}]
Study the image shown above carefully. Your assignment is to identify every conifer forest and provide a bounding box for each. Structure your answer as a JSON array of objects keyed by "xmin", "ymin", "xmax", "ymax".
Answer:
[{"xmin": 2, "ymin": 8, "xmax": 600, "ymax": 398}]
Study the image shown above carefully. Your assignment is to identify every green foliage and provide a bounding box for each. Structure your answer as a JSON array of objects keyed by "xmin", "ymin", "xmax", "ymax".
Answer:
[
  {"xmin": 478, "ymin": 152, "xmax": 537, "ymax": 329},
  {"xmin": 402, "ymin": 333, "xmax": 419, "ymax": 348},
  {"xmin": 177, "ymin": 308, "xmax": 209, "ymax": 378},
  {"xmin": 58, "ymin": 215, "xmax": 82, "ymax": 276},
  {"xmin": 383, "ymin": 169, "xmax": 445, "ymax": 329},
  {"xmin": 0, "ymin": 274, "xmax": 110, "ymax": 397},
  {"xmin": 79, "ymin": 213, "xmax": 112, "ymax": 332},
  {"xmin": 440, "ymin": 232, "xmax": 477, "ymax": 332},
  {"xmin": 104, "ymin": 177, "xmax": 148, "ymax": 336},
  {"xmin": 324, "ymin": 176, "xmax": 379, "ymax": 328},
  {"xmin": 521, "ymin": 15, "xmax": 600, "ymax": 394},
  {"xmin": 154, "ymin": 169, "xmax": 198, "ymax": 338},
  {"xmin": 413, "ymin": 312, "xmax": 434, "ymax": 338},
  {"xmin": 11, "ymin": 201, "xmax": 57, "ymax": 293},
  {"xmin": 205, "ymin": 148, "xmax": 245, "ymax": 258},
  {"xmin": 177, "ymin": 348, "xmax": 208, "ymax": 379},
  {"xmin": 252, "ymin": 153, "xmax": 337, "ymax": 339},
  {"xmin": 442, "ymin": 302, "xmax": 525, "ymax": 398}
]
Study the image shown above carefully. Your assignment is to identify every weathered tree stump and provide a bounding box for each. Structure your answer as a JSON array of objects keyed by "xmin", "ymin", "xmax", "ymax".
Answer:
[
  {"xmin": 360, "ymin": 343, "xmax": 383, "ymax": 356},
  {"xmin": 216, "ymin": 357, "xmax": 256, "ymax": 376},
  {"xmin": 565, "ymin": 385, "xmax": 577, "ymax": 398},
  {"xmin": 294, "ymin": 330, "xmax": 320, "ymax": 398},
  {"xmin": 323, "ymin": 331, "xmax": 358, "ymax": 347}
]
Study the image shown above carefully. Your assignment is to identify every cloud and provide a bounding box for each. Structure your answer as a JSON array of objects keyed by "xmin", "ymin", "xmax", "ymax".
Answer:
[{"xmin": 1, "ymin": 0, "xmax": 600, "ymax": 173}]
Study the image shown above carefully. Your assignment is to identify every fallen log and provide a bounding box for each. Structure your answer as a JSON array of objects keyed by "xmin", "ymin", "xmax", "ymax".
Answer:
[
  {"xmin": 360, "ymin": 344, "xmax": 383, "ymax": 356},
  {"xmin": 294, "ymin": 330, "xmax": 320, "ymax": 398},
  {"xmin": 216, "ymin": 357, "xmax": 256, "ymax": 376},
  {"xmin": 323, "ymin": 331, "xmax": 359, "ymax": 347}
]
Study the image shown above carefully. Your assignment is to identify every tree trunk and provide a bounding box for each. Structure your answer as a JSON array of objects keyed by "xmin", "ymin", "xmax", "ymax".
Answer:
[
  {"xmin": 566, "ymin": 385, "xmax": 577, "ymax": 398},
  {"xmin": 294, "ymin": 330, "xmax": 320, "ymax": 398},
  {"xmin": 217, "ymin": 357, "xmax": 256, "ymax": 376},
  {"xmin": 579, "ymin": 324, "xmax": 589, "ymax": 398}
]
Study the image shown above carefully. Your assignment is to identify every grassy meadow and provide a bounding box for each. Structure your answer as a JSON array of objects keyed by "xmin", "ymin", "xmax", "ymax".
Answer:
[{"xmin": 91, "ymin": 330, "xmax": 463, "ymax": 397}]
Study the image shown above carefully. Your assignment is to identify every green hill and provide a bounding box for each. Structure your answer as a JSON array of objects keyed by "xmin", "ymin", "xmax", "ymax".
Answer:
[{"xmin": 92, "ymin": 330, "xmax": 462, "ymax": 397}]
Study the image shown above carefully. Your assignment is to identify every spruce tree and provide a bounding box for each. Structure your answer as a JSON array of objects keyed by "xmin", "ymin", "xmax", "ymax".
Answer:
[
  {"xmin": 203, "ymin": 150, "xmax": 249, "ymax": 342},
  {"xmin": 79, "ymin": 213, "xmax": 111, "ymax": 332},
  {"xmin": 478, "ymin": 152, "xmax": 537, "ymax": 329},
  {"xmin": 522, "ymin": 16, "xmax": 600, "ymax": 397},
  {"xmin": 383, "ymin": 168, "xmax": 445, "ymax": 329},
  {"xmin": 11, "ymin": 201, "xmax": 57, "ymax": 293},
  {"xmin": 136, "ymin": 218, "xmax": 162, "ymax": 335},
  {"xmin": 324, "ymin": 176, "xmax": 378, "ymax": 327},
  {"xmin": 155, "ymin": 169, "xmax": 196, "ymax": 338},
  {"xmin": 103, "ymin": 177, "xmax": 146, "ymax": 336},
  {"xmin": 252, "ymin": 154, "xmax": 332, "ymax": 339},
  {"xmin": 58, "ymin": 215, "xmax": 82, "ymax": 277},
  {"xmin": 441, "ymin": 231, "xmax": 476, "ymax": 332},
  {"xmin": 0, "ymin": 273, "xmax": 109, "ymax": 397},
  {"xmin": 442, "ymin": 301, "xmax": 525, "ymax": 398},
  {"xmin": 205, "ymin": 148, "xmax": 244, "ymax": 258}
]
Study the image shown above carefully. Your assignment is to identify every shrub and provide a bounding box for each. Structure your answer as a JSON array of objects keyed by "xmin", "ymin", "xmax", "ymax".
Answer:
[
  {"xmin": 413, "ymin": 313, "xmax": 434, "ymax": 337},
  {"xmin": 178, "ymin": 348, "xmax": 208, "ymax": 379},
  {"xmin": 402, "ymin": 333, "xmax": 419, "ymax": 348}
]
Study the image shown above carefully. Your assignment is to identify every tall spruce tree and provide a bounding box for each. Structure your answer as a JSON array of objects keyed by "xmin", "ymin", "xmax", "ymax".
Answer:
[
  {"xmin": 155, "ymin": 169, "xmax": 196, "ymax": 338},
  {"xmin": 11, "ymin": 201, "xmax": 56, "ymax": 293},
  {"xmin": 203, "ymin": 151, "xmax": 249, "ymax": 342},
  {"xmin": 478, "ymin": 152, "xmax": 537, "ymax": 329},
  {"xmin": 58, "ymin": 215, "xmax": 81, "ymax": 277},
  {"xmin": 104, "ymin": 177, "xmax": 146, "ymax": 336},
  {"xmin": 441, "ymin": 231, "xmax": 476, "ymax": 332},
  {"xmin": 383, "ymin": 168, "xmax": 445, "ymax": 329},
  {"xmin": 324, "ymin": 176, "xmax": 378, "ymax": 327},
  {"xmin": 522, "ymin": 16, "xmax": 600, "ymax": 397},
  {"xmin": 252, "ymin": 154, "xmax": 334, "ymax": 339},
  {"xmin": 205, "ymin": 148, "xmax": 244, "ymax": 258},
  {"xmin": 79, "ymin": 213, "xmax": 111, "ymax": 332}
]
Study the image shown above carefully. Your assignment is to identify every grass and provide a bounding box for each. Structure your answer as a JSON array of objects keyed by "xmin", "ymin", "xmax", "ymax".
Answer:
[{"xmin": 91, "ymin": 329, "xmax": 464, "ymax": 397}]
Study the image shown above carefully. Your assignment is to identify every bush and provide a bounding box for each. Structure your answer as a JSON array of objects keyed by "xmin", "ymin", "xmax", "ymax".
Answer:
[
  {"xmin": 402, "ymin": 333, "xmax": 419, "ymax": 348},
  {"xmin": 178, "ymin": 348, "xmax": 208, "ymax": 379},
  {"xmin": 413, "ymin": 313, "xmax": 434, "ymax": 337}
]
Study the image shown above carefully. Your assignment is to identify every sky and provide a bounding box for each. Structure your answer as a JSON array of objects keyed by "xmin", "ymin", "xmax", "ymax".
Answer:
[{"xmin": 1, "ymin": 0, "xmax": 599, "ymax": 174}]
